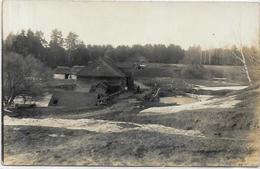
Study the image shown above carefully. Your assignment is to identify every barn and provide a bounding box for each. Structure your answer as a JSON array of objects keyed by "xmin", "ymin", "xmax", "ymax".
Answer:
[{"xmin": 76, "ymin": 57, "xmax": 128, "ymax": 92}]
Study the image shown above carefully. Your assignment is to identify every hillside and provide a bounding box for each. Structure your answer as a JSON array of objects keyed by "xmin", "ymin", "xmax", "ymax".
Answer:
[{"xmin": 4, "ymin": 84, "xmax": 260, "ymax": 166}]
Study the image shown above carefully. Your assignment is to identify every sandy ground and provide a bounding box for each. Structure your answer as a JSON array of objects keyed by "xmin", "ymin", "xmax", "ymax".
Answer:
[
  {"xmin": 194, "ymin": 85, "xmax": 248, "ymax": 91},
  {"xmin": 4, "ymin": 116, "xmax": 204, "ymax": 137},
  {"xmin": 3, "ymin": 85, "xmax": 259, "ymax": 166},
  {"xmin": 140, "ymin": 95, "xmax": 241, "ymax": 115},
  {"xmin": 160, "ymin": 96, "xmax": 197, "ymax": 104}
]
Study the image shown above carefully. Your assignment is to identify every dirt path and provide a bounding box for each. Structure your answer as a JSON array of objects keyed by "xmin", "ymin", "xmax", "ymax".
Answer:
[
  {"xmin": 160, "ymin": 96, "xmax": 197, "ymax": 105},
  {"xmin": 140, "ymin": 95, "xmax": 241, "ymax": 115},
  {"xmin": 4, "ymin": 116, "xmax": 205, "ymax": 138},
  {"xmin": 194, "ymin": 85, "xmax": 248, "ymax": 91}
]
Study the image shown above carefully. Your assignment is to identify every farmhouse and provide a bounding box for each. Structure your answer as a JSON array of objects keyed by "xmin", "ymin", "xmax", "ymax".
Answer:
[
  {"xmin": 54, "ymin": 66, "xmax": 72, "ymax": 79},
  {"xmin": 49, "ymin": 57, "xmax": 137, "ymax": 107},
  {"xmin": 76, "ymin": 57, "xmax": 132, "ymax": 92},
  {"xmin": 53, "ymin": 65, "xmax": 85, "ymax": 80}
]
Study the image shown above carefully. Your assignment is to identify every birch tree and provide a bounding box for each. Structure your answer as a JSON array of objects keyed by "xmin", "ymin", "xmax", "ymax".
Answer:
[{"xmin": 231, "ymin": 45, "xmax": 254, "ymax": 85}]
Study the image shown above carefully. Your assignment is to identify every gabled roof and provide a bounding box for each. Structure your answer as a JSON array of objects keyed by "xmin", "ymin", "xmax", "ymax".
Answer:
[
  {"xmin": 95, "ymin": 81, "xmax": 110, "ymax": 89},
  {"xmin": 55, "ymin": 66, "xmax": 71, "ymax": 74},
  {"xmin": 115, "ymin": 62, "xmax": 135, "ymax": 69},
  {"xmin": 71, "ymin": 65, "xmax": 86, "ymax": 75},
  {"xmin": 77, "ymin": 57, "xmax": 126, "ymax": 78},
  {"xmin": 90, "ymin": 81, "xmax": 110, "ymax": 93}
]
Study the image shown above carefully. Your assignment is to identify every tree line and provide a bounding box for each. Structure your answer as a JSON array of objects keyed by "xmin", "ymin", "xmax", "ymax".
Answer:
[
  {"xmin": 5, "ymin": 29, "xmax": 257, "ymax": 69},
  {"xmin": 3, "ymin": 29, "xmax": 185, "ymax": 68}
]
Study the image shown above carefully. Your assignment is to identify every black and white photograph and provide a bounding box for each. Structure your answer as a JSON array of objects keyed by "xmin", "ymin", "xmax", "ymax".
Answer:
[{"xmin": 1, "ymin": 0, "xmax": 260, "ymax": 166}]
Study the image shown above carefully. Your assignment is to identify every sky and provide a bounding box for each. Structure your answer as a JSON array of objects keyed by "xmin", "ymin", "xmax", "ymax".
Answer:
[{"xmin": 3, "ymin": 0, "xmax": 260, "ymax": 49}]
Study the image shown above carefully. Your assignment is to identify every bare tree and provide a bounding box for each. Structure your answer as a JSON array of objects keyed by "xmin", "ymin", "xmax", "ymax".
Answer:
[
  {"xmin": 230, "ymin": 24, "xmax": 260, "ymax": 86},
  {"xmin": 231, "ymin": 45, "xmax": 252, "ymax": 85},
  {"xmin": 3, "ymin": 52, "xmax": 52, "ymax": 106}
]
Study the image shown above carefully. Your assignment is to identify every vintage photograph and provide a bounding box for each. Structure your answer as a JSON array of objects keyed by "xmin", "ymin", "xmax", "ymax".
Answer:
[{"xmin": 2, "ymin": 0, "xmax": 260, "ymax": 166}]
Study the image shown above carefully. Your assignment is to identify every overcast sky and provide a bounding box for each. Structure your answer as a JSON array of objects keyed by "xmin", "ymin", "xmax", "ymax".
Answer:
[{"xmin": 3, "ymin": 1, "xmax": 259, "ymax": 49}]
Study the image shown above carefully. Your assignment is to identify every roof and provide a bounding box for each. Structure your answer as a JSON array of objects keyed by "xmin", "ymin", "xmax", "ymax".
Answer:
[
  {"xmin": 96, "ymin": 81, "xmax": 110, "ymax": 89},
  {"xmin": 90, "ymin": 81, "xmax": 110, "ymax": 93},
  {"xmin": 115, "ymin": 62, "xmax": 135, "ymax": 69},
  {"xmin": 55, "ymin": 66, "xmax": 71, "ymax": 74},
  {"xmin": 77, "ymin": 57, "xmax": 126, "ymax": 78},
  {"xmin": 71, "ymin": 65, "xmax": 86, "ymax": 75},
  {"xmin": 48, "ymin": 91, "xmax": 98, "ymax": 107}
]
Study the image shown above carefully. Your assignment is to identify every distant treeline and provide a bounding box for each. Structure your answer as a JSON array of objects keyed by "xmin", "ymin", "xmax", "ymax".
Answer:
[{"xmin": 4, "ymin": 29, "xmax": 253, "ymax": 68}]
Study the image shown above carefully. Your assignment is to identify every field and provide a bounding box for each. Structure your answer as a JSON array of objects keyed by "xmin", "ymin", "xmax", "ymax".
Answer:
[
  {"xmin": 3, "ymin": 63, "xmax": 260, "ymax": 166},
  {"xmin": 134, "ymin": 63, "xmax": 248, "ymax": 83}
]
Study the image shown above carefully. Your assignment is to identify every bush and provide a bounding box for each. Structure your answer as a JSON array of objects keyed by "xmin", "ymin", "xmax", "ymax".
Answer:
[
  {"xmin": 181, "ymin": 64, "xmax": 207, "ymax": 79},
  {"xmin": 3, "ymin": 52, "xmax": 52, "ymax": 106}
]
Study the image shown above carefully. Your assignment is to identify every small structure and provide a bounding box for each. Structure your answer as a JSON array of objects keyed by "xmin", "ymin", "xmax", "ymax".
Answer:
[
  {"xmin": 48, "ymin": 91, "xmax": 98, "ymax": 107},
  {"xmin": 115, "ymin": 62, "xmax": 137, "ymax": 90},
  {"xmin": 71, "ymin": 65, "xmax": 86, "ymax": 80},
  {"xmin": 90, "ymin": 81, "xmax": 123, "ymax": 96},
  {"xmin": 76, "ymin": 57, "xmax": 128, "ymax": 91},
  {"xmin": 50, "ymin": 79, "xmax": 76, "ymax": 91},
  {"xmin": 89, "ymin": 81, "xmax": 110, "ymax": 96},
  {"xmin": 54, "ymin": 66, "xmax": 72, "ymax": 79},
  {"xmin": 49, "ymin": 56, "xmax": 138, "ymax": 108}
]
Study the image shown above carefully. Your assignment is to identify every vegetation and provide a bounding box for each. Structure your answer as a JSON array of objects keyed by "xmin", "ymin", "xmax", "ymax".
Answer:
[
  {"xmin": 3, "ymin": 52, "xmax": 52, "ymax": 106},
  {"xmin": 4, "ymin": 29, "xmax": 258, "ymax": 69},
  {"xmin": 2, "ymin": 29, "xmax": 259, "ymax": 106},
  {"xmin": 181, "ymin": 64, "xmax": 207, "ymax": 79}
]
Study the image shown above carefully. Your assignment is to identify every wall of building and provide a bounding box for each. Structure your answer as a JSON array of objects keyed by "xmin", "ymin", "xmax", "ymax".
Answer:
[
  {"xmin": 75, "ymin": 77, "xmax": 125, "ymax": 92},
  {"xmin": 54, "ymin": 74, "xmax": 77, "ymax": 80},
  {"xmin": 48, "ymin": 91, "xmax": 98, "ymax": 107},
  {"xmin": 54, "ymin": 74, "xmax": 66, "ymax": 79},
  {"xmin": 71, "ymin": 75, "xmax": 77, "ymax": 80}
]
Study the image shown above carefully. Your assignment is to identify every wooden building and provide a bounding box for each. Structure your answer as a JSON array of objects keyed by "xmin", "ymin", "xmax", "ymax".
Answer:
[
  {"xmin": 76, "ymin": 57, "xmax": 129, "ymax": 92},
  {"xmin": 53, "ymin": 66, "xmax": 72, "ymax": 79}
]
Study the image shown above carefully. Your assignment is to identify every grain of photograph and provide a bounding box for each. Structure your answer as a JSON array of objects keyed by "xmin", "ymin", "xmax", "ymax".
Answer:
[{"xmin": 2, "ymin": 0, "xmax": 260, "ymax": 166}]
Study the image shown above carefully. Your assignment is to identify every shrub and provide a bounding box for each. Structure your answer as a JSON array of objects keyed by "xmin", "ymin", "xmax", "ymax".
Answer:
[{"xmin": 181, "ymin": 64, "xmax": 207, "ymax": 79}]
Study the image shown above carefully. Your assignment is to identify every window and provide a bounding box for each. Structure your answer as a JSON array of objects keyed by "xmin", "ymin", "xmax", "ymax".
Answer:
[{"xmin": 53, "ymin": 99, "xmax": 58, "ymax": 105}]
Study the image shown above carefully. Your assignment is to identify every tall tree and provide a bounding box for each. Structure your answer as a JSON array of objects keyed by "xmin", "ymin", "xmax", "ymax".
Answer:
[
  {"xmin": 47, "ymin": 29, "xmax": 66, "ymax": 67},
  {"xmin": 3, "ymin": 33, "xmax": 16, "ymax": 52},
  {"xmin": 182, "ymin": 46, "xmax": 202, "ymax": 64},
  {"xmin": 49, "ymin": 29, "xmax": 64, "ymax": 48},
  {"xmin": 4, "ymin": 30, "xmax": 48, "ymax": 64},
  {"xmin": 65, "ymin": 32, "xmax": 79, "ymax": 65}
]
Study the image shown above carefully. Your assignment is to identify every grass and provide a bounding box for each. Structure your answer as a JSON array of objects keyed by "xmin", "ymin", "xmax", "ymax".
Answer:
[
  {"xmin": 3, "ymin": 125, "xmax": 251, "ymax": 166},
  {"xmin": 3, "ymin": 63, "xmax": 259, "ymax": 166},
  {"xmin": 134, "ymin": 63, "xmax": 247, "ymax": 83},
  {"xmin": 4, "ymin": 86, "xmax": 259, "ymax": 166}
]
